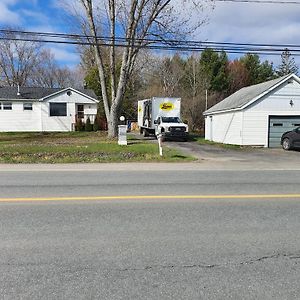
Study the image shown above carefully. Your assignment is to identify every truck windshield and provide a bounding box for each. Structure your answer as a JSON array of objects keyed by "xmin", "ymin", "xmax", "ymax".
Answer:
[{"xmin": 161, "ymin": 117, "xmax": 181, "ymax": 123}]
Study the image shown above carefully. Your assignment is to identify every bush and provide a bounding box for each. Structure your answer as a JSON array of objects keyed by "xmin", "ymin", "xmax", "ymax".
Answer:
[
  {"xmin": 85, "ymin": 117, "xmax": 93, "ymax": 132},
  {"xmin": 75, "ymin": 118, "xmax": 85, "ymax": 131},
  {"xmin": 93, "ymin": 115, "xmax": 100, "ymax": 131}
]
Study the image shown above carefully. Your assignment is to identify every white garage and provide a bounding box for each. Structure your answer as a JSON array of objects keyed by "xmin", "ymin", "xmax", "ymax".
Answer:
[{"xmin": 203, "ymin": 73, "xmax": 300, "ymax": 148}]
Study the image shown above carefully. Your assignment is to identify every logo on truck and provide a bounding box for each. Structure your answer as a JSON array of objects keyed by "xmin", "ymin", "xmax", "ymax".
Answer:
[{"xmin": 160, "ymin": 102, "xmax": 174, "ymax": 111}]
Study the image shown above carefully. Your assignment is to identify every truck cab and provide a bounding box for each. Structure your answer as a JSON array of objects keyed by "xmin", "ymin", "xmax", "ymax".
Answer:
[{"xmin": 154, "ymin": 116, "xmax": 188, "ymax": 141}]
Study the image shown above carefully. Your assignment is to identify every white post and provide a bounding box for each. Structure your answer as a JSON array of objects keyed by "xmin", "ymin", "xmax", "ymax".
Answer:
[{"xmin": 157, "ymin": 134, "xmax": 163, "ymax": 156}]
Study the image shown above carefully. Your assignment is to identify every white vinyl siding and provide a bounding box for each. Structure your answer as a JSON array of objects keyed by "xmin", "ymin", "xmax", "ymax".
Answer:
[
  {"xmin": 0, "ymin": 90, "xmax": 98, "ymax": 132},
  {"xmin": 206, "ymin": 77, "xmax": 300, "ymax": 147},
  {"xmin": 242, "ymin": 80, "xmax": 300, "ymax": 147},
  {"xmin": 41, "ymin": 91, "xmax": 97, "ymax": 132},
  {"xmin": 242, "ymin": 111, "xmax": 268, "ymax": 146},
  {"xmin": 205, "ymin": 111, "xmax": 243, "ymax": 145},
  {"xmin": 249, "ymin": 80, "xmax": 300, "ymax": 112},
  {"xmin": 0, "ymin": 102, "xmax": 41, "ymax": 131}
]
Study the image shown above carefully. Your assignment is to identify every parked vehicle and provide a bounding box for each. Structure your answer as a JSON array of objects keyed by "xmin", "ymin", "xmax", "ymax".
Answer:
[
  {"xmin": 281, "ymin": 127, "xmax": 300, "ymax": 150},
  {"xmin": 137, "ymin": 97, "xmax": 188, "ymax": 141}
]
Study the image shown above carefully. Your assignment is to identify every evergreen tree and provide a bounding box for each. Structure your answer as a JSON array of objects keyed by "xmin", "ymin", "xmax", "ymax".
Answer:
[
  {"xmin": 199, "ymin": 48, "xmax": 229, "ymax": 93},
  {"xmin": 239, "ymin": 53, "xmax": 275, "ymax": 85},
  {"xmin": 258, "ymin": 60, "xmax": 275, "ymax": 82},
  {"xmin": 276, "ymin": 48, "xmax": 298, "ymax": 76},
  {"xmin": 240, "ymin": 54, "xmax": 260, "ymax": 84}
]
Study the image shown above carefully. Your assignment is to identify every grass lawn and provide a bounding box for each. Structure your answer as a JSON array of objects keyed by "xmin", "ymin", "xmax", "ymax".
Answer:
[
  {"xmin": 0, "ymin": 132, "xmax": 194, "ymax": 163},
  {"xmin": 194, "ymin": 136, "xmax": 243, "ymax": 149}
]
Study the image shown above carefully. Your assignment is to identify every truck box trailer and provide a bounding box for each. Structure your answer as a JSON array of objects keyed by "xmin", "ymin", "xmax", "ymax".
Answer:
[{"xmin": 137, "ymin": 97, "xmax": 188, "ymax": 140}]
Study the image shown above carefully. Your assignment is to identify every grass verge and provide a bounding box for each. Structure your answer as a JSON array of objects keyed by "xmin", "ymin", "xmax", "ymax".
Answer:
[
  {"xmin": 0, "ymin": 132, "xmax": 195, "ymax": 163},
  {"xmin": 194, "ymin": 136, "xmax": 243, "ymax": 149}
]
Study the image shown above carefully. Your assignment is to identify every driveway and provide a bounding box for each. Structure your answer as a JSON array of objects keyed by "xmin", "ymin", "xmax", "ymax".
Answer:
[
  {"xmin": 162, "ymin": 139, "xmax": 300, "ymax": 170},
  {"xmin": 129, "ymin": 132, "xmax": 300, "ymax": 169}
]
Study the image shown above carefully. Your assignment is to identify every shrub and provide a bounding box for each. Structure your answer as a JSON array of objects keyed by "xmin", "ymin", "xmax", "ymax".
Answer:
[
  {"xmin": 85, "ymin": 117, "xmax": 93, "ymax": 132},
  {"xmin": 75, "ymin": 118, "xmax": 85, "ymax": 131},
  {"xmin": 93, "ymin": 115, "xmax": 100, "ymax": 131}
]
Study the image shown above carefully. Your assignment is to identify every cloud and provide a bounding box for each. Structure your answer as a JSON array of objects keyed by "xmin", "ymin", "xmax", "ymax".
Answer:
[
  {"xmin": 193, "ymin": 2, "xmax": 300, "ymax": 66},
  {"xmin": 20, "ymin": 9, "xmax": 49, "ymax": 23},
  {"xmin": 49, "ymin": 46, "xmax": 80, "ymax": 66},
  {"xmin": 51, "ymin": 0, "xmax": 85, "ymax": 16},
  {"xmin": 197, "ymin": 2, "xmax": 300, "ymax": 44},
  {"xmin": 0, "ymin": 3, "xmax": 21, "ymax": 25}
]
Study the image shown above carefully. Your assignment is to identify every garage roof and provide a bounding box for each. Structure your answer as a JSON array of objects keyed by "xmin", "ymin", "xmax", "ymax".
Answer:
[{"xmin": 204, "ymin": 73, "xmax": 297, "ymax": 115}]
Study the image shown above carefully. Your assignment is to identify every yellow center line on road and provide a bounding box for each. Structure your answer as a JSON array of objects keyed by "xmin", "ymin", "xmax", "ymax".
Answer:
[{"xmin": 0, "ymin": 194, "xmax": 300, "ymax": 202}]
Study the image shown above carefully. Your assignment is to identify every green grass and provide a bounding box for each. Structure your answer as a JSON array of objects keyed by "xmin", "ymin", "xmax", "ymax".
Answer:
[
  {"xmin": 0, "ymin": 132, "xmax": 194, "ymax": 163},
  {"xmin": 195, "ymin": 136, "xmax": 243, "ymax": 149}
]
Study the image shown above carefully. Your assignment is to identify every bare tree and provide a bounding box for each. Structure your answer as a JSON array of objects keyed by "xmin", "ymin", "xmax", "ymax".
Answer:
[
  {"xmin": 0, "ymin": 30, "xmax": 41, "ymax": 87},
  {"xmin": 31, "ymin": 49, "xmax": 78, "ymax": 88},
  {"xmin": 181, "ymin": 54, "xmax": 206, "ymax": 131},
  {"xmin": 159, "ymin": 54, "xmax": 185, "ymax": 96},
  {"xmin": 65, "ymin": 0, "xmax": 213, "ymax": 137},
  {"xmin": 0, "ymin": 29, "xmax": 79, "ymax": 88}
]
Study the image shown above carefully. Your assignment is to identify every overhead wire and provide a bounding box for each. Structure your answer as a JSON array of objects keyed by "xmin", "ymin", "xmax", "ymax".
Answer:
[{"xmin": 1, "ymin": 29, "xmax": 300, "ymax": 56}]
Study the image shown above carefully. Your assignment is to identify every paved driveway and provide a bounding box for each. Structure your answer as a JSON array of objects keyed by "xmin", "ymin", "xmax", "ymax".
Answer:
[
  {"xmin": 129, "ymin": 132, "xmax": 300, "ymax": 169},
  {"xmin": 162, "ymin": 139, "xmax": 300, "ymax": 170}
]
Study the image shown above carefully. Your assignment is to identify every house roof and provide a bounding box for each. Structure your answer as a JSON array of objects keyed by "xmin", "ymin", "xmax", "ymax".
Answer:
[
  {"xmin": 204, "ymin": 74, "xmax": 297, "ymax": 115},
  {"xmin": 0, "ymin": 86, "xmax": 98, "ymax": 101}
]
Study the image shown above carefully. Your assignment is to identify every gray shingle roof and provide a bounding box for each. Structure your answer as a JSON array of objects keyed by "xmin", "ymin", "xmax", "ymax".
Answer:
[
  {"xmin": 204, "ymin": 74, "xmax": 292, "ymax": 115},
  {"xmin": 0, "ymin": 87, "xmax": 98, "ymax": 101}
]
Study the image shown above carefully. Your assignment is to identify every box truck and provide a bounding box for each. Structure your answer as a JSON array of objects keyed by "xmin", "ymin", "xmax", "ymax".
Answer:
[{"xmin": 137, "ymin": 97, "xmax": 188, "ymax": 141}]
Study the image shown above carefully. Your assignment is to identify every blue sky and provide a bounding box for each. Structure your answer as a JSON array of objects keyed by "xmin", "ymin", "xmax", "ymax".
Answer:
[
  {"xmin": 0, "ymin": 0, "xmax": 79, "ymax": 67},
  {"xmin": 1, "ymin": 0, "xmax": 300, "ymax": 68}
]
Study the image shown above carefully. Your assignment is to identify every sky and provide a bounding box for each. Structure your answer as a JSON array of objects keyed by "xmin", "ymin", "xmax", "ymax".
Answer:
[{"xmin": 1, "ymin": 0, "xmax": 300, "ymax": 68}]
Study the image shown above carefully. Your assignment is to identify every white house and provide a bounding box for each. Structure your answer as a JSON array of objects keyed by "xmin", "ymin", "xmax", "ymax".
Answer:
[
  {"xmin": 0, "ymin": 86, "xmax": 99, "ymax": 132},
  {"xmin": 203, "ymin": 73, "xmax": 300, "ymax": 148}
]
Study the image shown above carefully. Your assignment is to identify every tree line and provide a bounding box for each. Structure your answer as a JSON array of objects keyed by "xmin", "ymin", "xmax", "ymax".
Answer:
[
  {"xmin": 83, "ymin": 47, "xmax": 298, "ymax": 131},
  {"xmin": 0, "ymin": 29, "xmax": 298, "ymax": 133}
]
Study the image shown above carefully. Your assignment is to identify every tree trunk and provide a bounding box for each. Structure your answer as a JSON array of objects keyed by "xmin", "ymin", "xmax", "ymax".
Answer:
[{"xmin": 107, "ymin": 102, "xmax": 120, "ymax": 138}]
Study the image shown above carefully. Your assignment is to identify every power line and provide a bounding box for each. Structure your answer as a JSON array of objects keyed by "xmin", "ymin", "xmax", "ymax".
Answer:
[
  {"xmin": 1, "ymin": 29, "xmax": 300, "ymax": 56},
  {"xmin": 2, "ymin": 29, "xmax": 300, "ymax": 49}
]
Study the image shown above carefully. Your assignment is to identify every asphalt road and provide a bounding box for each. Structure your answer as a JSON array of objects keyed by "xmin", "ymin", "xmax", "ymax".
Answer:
[{"xmin": 1, "ymin": 167, "xmax": 300, "ymax": 299}]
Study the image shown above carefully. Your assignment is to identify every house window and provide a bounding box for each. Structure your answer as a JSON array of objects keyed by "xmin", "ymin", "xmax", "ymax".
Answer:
[
  {"xmin": 3, "ymin": 102, "xmax": 12, "ymax": 110},
  {"xmin": 50, "ymin": 103, "xmax": 67, "ymax": 116},
  {"xmin": 0, "ymin": 102, "xmax": 2, "ymax": 110},
  {"xmin": 23, "ymin": 103, "xmax": 33, "ymax": 111}
]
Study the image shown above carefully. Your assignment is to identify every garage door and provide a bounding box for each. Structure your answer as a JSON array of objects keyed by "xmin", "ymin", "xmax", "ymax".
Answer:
[{"xmin": 269, "ymin": 116, "xmax": 300, "ymax": 147}]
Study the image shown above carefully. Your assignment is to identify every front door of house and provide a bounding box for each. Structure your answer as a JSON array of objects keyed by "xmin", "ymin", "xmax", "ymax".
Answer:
[{"xmin": 77, "ymin": 104, "xmax": 84, "ymax": 120}]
